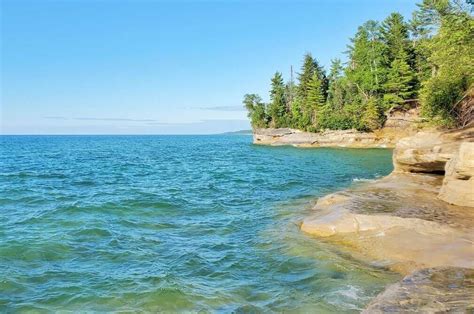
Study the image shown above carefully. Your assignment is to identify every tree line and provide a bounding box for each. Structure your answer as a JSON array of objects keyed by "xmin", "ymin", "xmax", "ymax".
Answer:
[{"xmin": 244, "ymin": 0, "xmax": 473, "ymax": 131}]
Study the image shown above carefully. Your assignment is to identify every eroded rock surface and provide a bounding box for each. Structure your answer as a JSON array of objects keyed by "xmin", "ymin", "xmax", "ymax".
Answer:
[
  {"xmin": 393, "ymin": 127, "xmax": 474, "ymax": 173},
  {"xmin": 253, "ymin": 128, "xmax": 393, "ymax": 148},
  {"xmin": 439, "ymin": 142, "xmax": 474, "ymax": 207},
  {"xmin": 299, "ymin": 126, "xmax": 474, "ymax": 310},
  {"xmin": 363, "ymin": 267, "xmax": 474, "ymax": 313},
  {"xmin": 301, "ymin": 173, "xmax": 474, "ymax": 275}
]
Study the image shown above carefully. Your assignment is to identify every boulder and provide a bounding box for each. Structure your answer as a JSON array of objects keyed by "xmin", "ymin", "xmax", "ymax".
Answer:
[
  {"xmin": 393, "ymin": 131, "xmax": 458, "ymax": 173},
  {"xmin": 438, "ymin": 142, "xmax": 474, "ymax": 207}
]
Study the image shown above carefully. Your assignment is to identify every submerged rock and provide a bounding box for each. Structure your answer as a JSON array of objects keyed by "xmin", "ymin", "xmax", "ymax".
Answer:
[{"xmin": 363, "ymin": 267, "xmax": 474, "ymax": 313}]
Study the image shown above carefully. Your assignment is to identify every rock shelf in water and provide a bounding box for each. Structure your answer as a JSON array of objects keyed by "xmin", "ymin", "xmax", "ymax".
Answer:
[{"xmin": 297, "ymin": 125, "xmax": 474, "ymax": 311}]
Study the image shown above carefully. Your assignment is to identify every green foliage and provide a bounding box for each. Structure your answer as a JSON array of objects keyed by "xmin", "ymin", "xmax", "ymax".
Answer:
[
  {"xmin": 362, "ymin": 97, "xmax": 383, "ymax": 130},
  {"xmin": 380, "ymin": 12, "xmax": 418, "ymax": 106},
  {"xmin": 268, "ymin": 72, "xmax": 288, "ymax": 128},
  {"xmin": 297, "ymin": 53, "xmax": 318, "ymax": 100},
  {"xmin": 381, "ymin": 12, "xmax": 413, "ymax": 63},
  {"xmin": 346, "ymin": 20, "xmax": 387, "ymax": 99},
  {"xmin": 419, "ymin": 2, "xmax": 473, "ymax": 125},
  {"xmin": 243, "ymin": 0, "xmax": 473, "ymax": 131},
  {"xmin": 383, "ymin": 50, "xmax": 417, "ymax": 109},
  {"xmin": 307, "ymin": 73, "xmax": 326, "ymax": 126},
  {"xmin": 327, "ymin": 59, "xmax": 346, "ymax": 110},
  {"xmin": 243, "ymin": 94, "xmax": 268, "ymax": 128}
]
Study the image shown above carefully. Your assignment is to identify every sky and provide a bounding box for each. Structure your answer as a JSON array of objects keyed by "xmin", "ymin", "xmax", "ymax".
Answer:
[{"xmin": 1, "ymin": 0, "xmax": 418, "ymax": 134}]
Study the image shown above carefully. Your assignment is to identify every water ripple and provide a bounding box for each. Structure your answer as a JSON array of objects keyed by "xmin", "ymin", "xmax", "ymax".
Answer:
[{"xmin": 0, "ymin": 135, "xmax": 397, "ymax": 312}]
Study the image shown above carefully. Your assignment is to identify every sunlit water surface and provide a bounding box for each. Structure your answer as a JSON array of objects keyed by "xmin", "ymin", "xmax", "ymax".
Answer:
[{"xmin": 0, "ymin": 135, "xmax": 399, "ymax": 312}]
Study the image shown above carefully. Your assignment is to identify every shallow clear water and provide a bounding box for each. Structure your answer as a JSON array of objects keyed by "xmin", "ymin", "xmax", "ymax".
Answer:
[{"xmin": 0, "ymin": 135, "xmax": 398, "ymax": 312}]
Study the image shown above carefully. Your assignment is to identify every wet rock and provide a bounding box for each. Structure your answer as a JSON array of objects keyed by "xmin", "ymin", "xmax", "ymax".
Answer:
[
  {"xmin": 363, "ymin": 267, "xmax": 474, "ymax": 313},
  {"xmin": 301, "ymin": 173, "xmax": 474, "ymax": 274}
]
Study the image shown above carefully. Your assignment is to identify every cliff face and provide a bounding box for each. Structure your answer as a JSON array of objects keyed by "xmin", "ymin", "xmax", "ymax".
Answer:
[
  {"xmin": 253, "ymin": 107, "xmax": 421, "ymax": 148},
  {"xmin": 439, "ymin": 143, "xmax": 474, "ymax": 207},
  {"xmin": 393, "ymin": 127, "xmax": 474, "ymax": 207},
  {"xmin": 253, "ymin": 128, "xmax": 396, "ymax": 148}
]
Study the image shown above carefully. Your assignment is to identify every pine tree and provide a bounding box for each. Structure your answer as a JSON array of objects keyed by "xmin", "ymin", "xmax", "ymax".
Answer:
[
  {"xmin": 307, "ymin": 73, "xmax": 325, "ymax": 108},
  {"xmin": 297, "ymin": 53, "xmax": 318, "ymax": 100},
  {"xmin": 346, "ymin": 20, "xmax": 387, "ymax": 100},
  {"xmin": 307, "ymin": 73, "xmax": 326, "ymax": 127},
  {"xmin": 362, "ymin": 96, "xmax": 383, "ymax": 130},
  {"xmin": 381, "ymin": 13, "xmax": 413, "ymax": 63},
  {"xmin": 381, "ymin": 12, "xmax": 417, "ymax": 103},
  {"xmin": 241, "ymin": 0, "xmax": 473, "ymax": 131},
  {"xmin": 327, "ymin": 58, "xmax": 346, "ymax": 110},
  {"xmin": 383, "ymin": 50, "xmax": 416, "ymax": 109},
  {"xmin": 268, "ymin": 72, "xmax": 287, "ymax": 128},
  {"xmin": 328, "ymin": 58, "xmax": 343, "ymax": 83}
]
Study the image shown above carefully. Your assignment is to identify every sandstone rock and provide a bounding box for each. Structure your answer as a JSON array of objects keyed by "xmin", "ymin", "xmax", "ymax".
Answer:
[
  {"xmin": 253, "ymin": 128, "xmax": 394, "ymax": 148},
  {"xmin": 383, "ymin": 106, "xmax": 421, "ymax": 129},
  {"xmin": 301, "ymin": 173, "xmax": 474, "ymax": 274},
  {"xmin": 301, "ymin": 209, "xmax": 454, "ymax": 238},
  {"xmin": 364, "ymin": 267, "xmax": 474, "ymax": 313},
  {"xmin": 393, "ymin": 126, "xmax": 474, "ymax": 174},
  {"xmin": 439, "ymin": 142, "xmax": 474, "ymax": 207},
  {"xmin": 393, "ymin": 131, "xmax": 458, "ymax": 173},
  {"xmin": 253, "ymin": 107, "xmax": 421, "ymax": 147}
]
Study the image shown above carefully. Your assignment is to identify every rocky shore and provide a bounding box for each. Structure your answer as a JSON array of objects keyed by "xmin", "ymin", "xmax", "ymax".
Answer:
[
  {"xmin": 298, "ymin": 125, "xmax": 474, "ymax": 311},
  {"xmin": 253, "ymin": 107, "xmax": 422, "ymax": 148}
]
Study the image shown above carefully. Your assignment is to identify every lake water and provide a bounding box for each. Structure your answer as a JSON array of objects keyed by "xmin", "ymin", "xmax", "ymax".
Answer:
[{"xmin": 0, "ymin": 135, "xmax": 398, "ymax": 312}]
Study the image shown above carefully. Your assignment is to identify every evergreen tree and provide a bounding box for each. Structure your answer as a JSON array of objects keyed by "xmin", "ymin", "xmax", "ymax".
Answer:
[
  {"xmin": 383, "ymin": 50, "xmax": 417, "ymax": 109},
  {"xmin": 268, "ymin": 72, "xmax": 287, "ymax": 127},
  {"xmin": 306, "ymin": 72, "xmax": 325, "ymax": 127},
  {"xmin": 362, "ymin": 96, "xmax": 383, "ymax": 130},
  {"xmin": 297, "ymin": 53, "xmax": 318, "ymax": 100},
  {"xmin": 307, "ymin": 73, "xmax": 325, "ymax": 111},
  {"xmin": 290, "ymin": 96, "xmax": 305, "ymax": 129},
  {"xmin": 419, "ymin": 2, "xmax": 473, "ymax": 124},
  {"xmin": 381, "ymin": 13, "xmax": 413, "ymax": 63},
  {"xmin": 346, "ymin": 20, "xmax": 387, "ymax": 100},
  {"xmin": 242, "ymin": 0, "xmax": 473, "ymax": 131},
  {"xmin": 381, "ymin": 12, "xmax": 417, "ymax": 103},
  {"xmin": 327, "ymin": 58, "xmax": 346, "ymax": 110},
  {"xmin": 328, "ymin": 58, "xmax": 343, "ymax": 83}
]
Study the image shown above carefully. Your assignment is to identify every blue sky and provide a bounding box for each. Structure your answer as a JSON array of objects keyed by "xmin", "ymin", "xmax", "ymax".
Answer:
[{"xmin": 1, "ymin": 0, "xmax": 417, "ymax": 134}]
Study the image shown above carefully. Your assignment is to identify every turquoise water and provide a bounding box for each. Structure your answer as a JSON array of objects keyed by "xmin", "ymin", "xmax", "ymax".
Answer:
[{"xmin": 0, "ymin": 135, "xmax": 398, "ymax": 312}]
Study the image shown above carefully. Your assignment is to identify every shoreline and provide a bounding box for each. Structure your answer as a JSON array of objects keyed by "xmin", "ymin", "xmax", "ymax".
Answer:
[
  {"xmin": 257, "ymin": 125, "xmax": 474, "ymax": 311},
  {"xmin": 252, "ymin": 107, "xmax": 423, "ymax": 149}
]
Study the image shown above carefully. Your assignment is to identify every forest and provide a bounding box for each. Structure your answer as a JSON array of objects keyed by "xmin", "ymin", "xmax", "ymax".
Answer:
[{"xmin": 243, "ymin": 0, "xmax": 473, "ymax": 132}]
